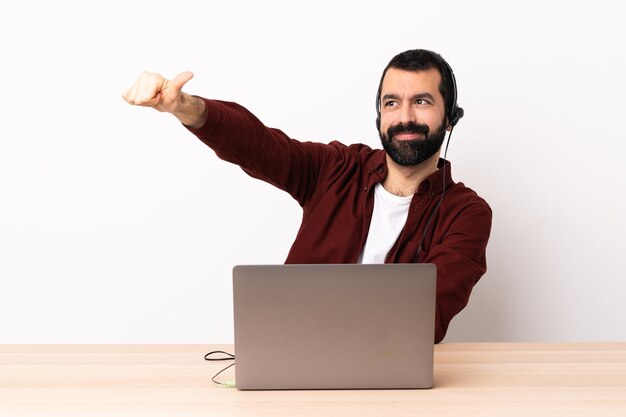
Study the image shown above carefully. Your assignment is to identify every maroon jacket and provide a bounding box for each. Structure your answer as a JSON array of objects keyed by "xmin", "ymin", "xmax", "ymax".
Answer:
[{"xmin": 188, "ymin": 98, "xmax": 492, "ymax": 342}]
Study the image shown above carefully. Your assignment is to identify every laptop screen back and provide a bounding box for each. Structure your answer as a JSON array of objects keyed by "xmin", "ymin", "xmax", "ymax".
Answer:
[{"xmin": 232, "ymin": 264, "xmax": 436, "ymax": 390}]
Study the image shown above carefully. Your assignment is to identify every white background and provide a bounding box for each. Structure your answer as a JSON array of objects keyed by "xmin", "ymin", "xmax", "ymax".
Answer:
[{"xmin": 1, "ymin": 0, "xmax": 625, "ymax": 343}]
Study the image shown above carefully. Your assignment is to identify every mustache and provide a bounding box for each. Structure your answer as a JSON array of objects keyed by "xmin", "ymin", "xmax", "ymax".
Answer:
[{"xmin": 387, "ymin": 122, "xmax": 430, "ymax": 139}]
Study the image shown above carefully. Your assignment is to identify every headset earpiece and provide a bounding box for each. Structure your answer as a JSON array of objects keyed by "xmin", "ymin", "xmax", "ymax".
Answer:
[{"xmin": 449, "ymin": 106, "xmax": 464, "ymax": 128}]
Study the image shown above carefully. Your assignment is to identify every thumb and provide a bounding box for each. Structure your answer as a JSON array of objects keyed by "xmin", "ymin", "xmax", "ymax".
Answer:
[{"xmin": 170, "ymin": 71, "xmax": 194, "ymax": 92}]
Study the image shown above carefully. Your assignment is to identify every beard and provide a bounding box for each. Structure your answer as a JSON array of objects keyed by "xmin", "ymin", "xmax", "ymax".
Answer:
[{"xmin": 380, "ymin": 120, "xmax": 447, "ymax": 167}]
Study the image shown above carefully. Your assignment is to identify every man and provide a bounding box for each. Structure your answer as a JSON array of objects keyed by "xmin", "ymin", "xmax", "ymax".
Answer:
[{"xmin": 123, "ymin": 49, "xmax": 492, "ymax": 342}]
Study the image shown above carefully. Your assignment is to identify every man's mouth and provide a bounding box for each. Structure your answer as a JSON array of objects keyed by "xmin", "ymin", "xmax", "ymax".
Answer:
[{"xmin": 393, "ymin": 133, "xmax": 425, "ymax": 141}]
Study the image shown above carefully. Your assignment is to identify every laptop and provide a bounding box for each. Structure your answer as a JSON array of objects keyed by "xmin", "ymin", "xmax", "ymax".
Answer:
[{"xmin": 232, "ymin": 263, "xmax": 437, "ymax": 390}]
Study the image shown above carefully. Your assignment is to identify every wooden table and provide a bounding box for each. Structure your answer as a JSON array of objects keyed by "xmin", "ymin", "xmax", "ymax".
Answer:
[{"xmin": 1, "ymin": 343, "xmax": 625, "ymax": 416}]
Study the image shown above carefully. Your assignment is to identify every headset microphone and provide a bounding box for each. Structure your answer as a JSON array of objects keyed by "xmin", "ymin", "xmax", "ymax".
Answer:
[{"xmin": 414, "ymin": 57, "xmax": 461, "ymax": 260}]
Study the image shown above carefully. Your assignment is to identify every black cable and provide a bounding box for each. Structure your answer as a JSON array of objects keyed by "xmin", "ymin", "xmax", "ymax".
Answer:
[
  {"xmin": 204, "ymin": 350, "xmax": 235, "ymax": 361},
  {"xmin": 204, "ymin": 350, "xmax": 236, "ymax": 386}
]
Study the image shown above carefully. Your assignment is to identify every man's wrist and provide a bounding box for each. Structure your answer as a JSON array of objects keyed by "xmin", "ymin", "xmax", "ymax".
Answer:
[{"xmin": 174, "ymin": 94, "xmax": 207, "ymax": 128}]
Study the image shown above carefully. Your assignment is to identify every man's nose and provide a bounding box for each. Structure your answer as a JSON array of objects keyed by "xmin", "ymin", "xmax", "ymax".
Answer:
[{"xmin": 399, "ymin": 104, "xmax": 417, "ymax": 124}]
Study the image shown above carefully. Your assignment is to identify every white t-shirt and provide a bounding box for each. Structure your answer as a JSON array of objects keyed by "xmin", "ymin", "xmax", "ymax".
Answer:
[{"xmin": 358, "ymin": 183, "xmax": 412, "ymax": 264}]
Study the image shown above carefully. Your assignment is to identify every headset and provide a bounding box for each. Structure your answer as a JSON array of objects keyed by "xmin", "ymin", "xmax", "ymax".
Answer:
[{"xmin": 375, "ymin": 52, "xmax": 464, "ymax": 132}]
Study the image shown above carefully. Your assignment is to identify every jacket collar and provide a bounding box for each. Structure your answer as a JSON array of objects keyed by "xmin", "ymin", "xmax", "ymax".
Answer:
[{"xmin": 367, "ymin": 150, "xmax": 454, "ymax": 196}]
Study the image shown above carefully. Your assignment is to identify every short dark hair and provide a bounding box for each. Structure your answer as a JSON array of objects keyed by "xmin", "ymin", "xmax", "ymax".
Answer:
[{"xmin": 376, "ymin": 49, "xmax": 456, "ymax": 123}]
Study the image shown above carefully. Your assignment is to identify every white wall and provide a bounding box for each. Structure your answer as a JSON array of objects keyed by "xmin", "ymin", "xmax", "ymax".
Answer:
[{"xmin": 1, "ymin": 0, "xmax": 625, "ymax": 343}]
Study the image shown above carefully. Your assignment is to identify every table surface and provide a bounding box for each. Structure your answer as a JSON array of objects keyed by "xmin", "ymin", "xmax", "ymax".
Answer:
[{"xmin": 1, "ymin": 343, "xmax": 626, "ymax": 417}]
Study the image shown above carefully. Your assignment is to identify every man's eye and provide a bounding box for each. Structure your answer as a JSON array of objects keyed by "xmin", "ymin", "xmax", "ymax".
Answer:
[
  {"xmin": 384, "ymin": 101, "xmax": 397, "ymax": 107},
  {"xmin": 415, "ymin": 99, "xmax": 428, "ymax": 105}
]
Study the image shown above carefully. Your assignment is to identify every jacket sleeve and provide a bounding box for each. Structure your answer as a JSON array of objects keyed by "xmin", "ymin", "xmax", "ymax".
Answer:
[
  {"xmin": 423, "ymin": 198, "xmax": 493, "ymax": 343},
  {"xmin": 185, "ymin": 98, "xmax": 331, "ymax": 206}
]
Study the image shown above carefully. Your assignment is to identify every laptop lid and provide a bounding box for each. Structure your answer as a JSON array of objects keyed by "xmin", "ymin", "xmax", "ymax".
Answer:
[{"xmin": 232, "ymin": 264, "xmax": 436, "ymax": 390}]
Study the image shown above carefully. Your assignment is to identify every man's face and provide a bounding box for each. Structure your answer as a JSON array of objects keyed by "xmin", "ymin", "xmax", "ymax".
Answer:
[{"xmin": 378, "ymin": 67, "xmax": 448, "ymax": 167}]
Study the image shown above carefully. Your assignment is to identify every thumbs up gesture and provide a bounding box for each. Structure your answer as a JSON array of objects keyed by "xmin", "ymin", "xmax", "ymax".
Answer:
[{"xmin": 123, "ymin": 71, "xmax": 206, "ymax": 128}]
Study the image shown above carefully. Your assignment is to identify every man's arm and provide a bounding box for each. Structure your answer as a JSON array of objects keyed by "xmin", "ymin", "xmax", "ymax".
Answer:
[
  {"xmin": 123, "ymin": 72, "xmax": 334, "ymax": 206},
  {"xmin": 425, "ymin": 198, "xmax": 492, "ymax": 343},
  {"xmin": 122, "ymin": 71, "xmax": 207, "ymax": 128}
]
